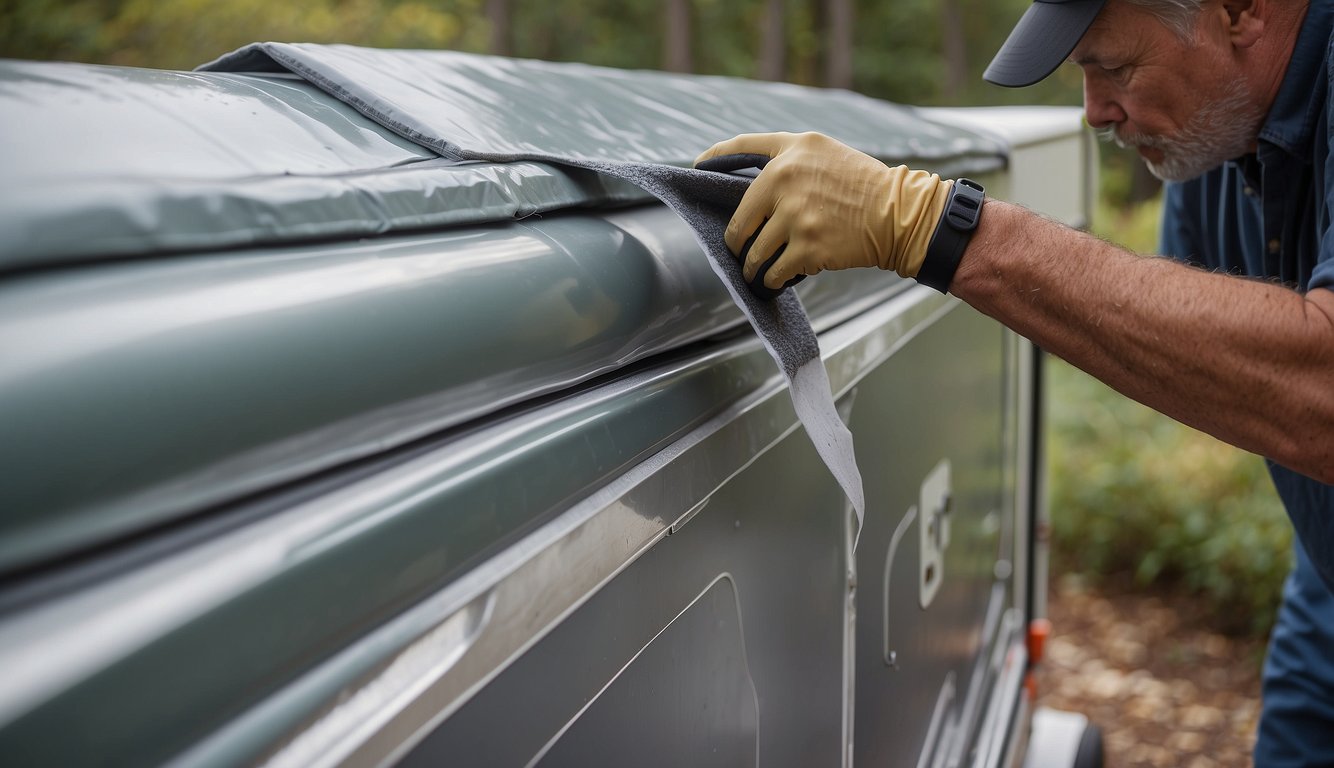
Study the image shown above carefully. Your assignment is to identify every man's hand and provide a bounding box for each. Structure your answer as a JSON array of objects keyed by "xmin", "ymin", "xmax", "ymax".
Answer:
[{"xmin": 694, "ymin": 132, "xmax": 952, "ymax": 289}]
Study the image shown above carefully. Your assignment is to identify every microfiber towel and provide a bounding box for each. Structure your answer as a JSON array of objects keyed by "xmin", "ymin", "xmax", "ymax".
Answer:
[
  {"xmin": 200, "ymin": 43, "xmax": 866, "ymax": 535},
  {"xmin": 557, "ymin": 159, "xmax": 865, "ymax": 532}
]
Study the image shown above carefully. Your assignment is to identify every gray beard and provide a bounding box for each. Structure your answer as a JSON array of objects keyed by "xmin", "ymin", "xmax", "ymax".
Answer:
[{"xmin": 1097, "ymin": 80, "xmax": 1264, "ymax": 182}]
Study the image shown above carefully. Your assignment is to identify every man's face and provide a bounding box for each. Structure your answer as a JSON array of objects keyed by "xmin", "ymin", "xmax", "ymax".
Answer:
[{"xmin": 1071, "ymin": 0, "xmax": 1265, "ymax": 181}]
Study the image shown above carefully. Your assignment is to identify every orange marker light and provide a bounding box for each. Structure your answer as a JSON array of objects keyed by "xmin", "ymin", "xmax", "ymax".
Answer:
[{"xmin": 1027, "ymin": 618, "xmax": 1052, "ymax": 666}]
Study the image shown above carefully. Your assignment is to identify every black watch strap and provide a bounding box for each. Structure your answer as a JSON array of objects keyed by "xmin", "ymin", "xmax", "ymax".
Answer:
[{"xmin": 916, "ymin": 178, "xmax": 985, "ymax": 293}]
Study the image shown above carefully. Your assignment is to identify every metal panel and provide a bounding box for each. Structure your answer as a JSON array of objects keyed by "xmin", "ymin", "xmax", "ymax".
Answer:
[
  {"xmin": 0, "ymin": 334, "xmax": 791, "ymax": 767},
  {"xmin": 917, "ymin": 107, "xmax": 1089, "ymax": 229},
  {"xmin": 849, "ymin": 304, "xmax": 1013, "ymax": 767},
  {"xmin": 395, "ymin": 385, "xmax": 863, "ymax": 767},
  {"xmin": 2, "ymin": 280, "xmax": 932, "ymax": 765},
  {"xmin": 370, "ymin": 294, "xmax": 1026, "ymax": 768},
  {"xmin": 0, "ymin": 274, "xmax": 1034, "ymax": 768},
  {"xmin": 531, "ymin": 576, "xmax": 759, "ymax": 768},
  {"xmin": 0, "ymin": 198, "xmax": 938, "ymax": 578}
]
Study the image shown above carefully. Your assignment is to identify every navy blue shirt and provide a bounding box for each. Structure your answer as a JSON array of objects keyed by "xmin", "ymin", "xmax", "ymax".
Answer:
[{"xmin": 1160, "ymin": 0, "xmax": 1334, "ymax": 592}]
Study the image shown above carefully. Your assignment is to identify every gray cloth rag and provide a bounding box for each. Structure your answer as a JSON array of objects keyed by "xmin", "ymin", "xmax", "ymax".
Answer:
[
  {"xmin": 544, "ymin": 158, "xmax": 866, "ymax": 533},
  {"xmin": 200, "ymin": 43, "xmax": 866, "ymax": 535}
]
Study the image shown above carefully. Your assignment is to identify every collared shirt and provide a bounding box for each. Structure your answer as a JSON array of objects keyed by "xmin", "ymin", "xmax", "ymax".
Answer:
[{"xmin": 1160, "ymin": 0, "xmax": 1334, "ymax": 592}]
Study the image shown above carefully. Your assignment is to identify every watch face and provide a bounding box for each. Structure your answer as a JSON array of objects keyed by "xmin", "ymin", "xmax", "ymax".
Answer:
[{"xmin": 945, "ymin": 179, "xmax": 984, "ymax": 232}]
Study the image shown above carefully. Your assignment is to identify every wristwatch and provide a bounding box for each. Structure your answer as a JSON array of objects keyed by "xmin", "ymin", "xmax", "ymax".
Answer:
[{"xmin": 916, "ymin": 178, "xmax": 985, "ymax": 293}]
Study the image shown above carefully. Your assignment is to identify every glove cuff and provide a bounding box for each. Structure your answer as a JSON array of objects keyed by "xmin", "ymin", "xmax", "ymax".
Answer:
[
  {"xmin": 916, "ymin": 178, "xmax": 985, "ymax": 293},
  {"xmin": 883, "ymin": 169, "xmax": 952, "ymax": 278}
]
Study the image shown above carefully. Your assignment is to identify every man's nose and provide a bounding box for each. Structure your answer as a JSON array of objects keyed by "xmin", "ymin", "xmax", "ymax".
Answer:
[{"xmin": 1082, "ymin": 74, "xmax": 1127, "ymax": 129}]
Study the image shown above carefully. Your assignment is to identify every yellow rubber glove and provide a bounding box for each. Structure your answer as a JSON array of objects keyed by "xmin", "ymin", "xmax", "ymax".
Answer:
[{"xmin": 694, "ymin": 132, "xmax": 953, "ymax": 290}]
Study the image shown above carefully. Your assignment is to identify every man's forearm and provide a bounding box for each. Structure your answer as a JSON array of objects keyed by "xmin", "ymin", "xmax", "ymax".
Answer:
[{"xmin": 951, "ymin": 200, "xmax": 1334, "ymax": 482}]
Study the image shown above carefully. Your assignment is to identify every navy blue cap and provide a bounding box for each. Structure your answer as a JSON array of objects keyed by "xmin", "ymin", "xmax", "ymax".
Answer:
[{"xmin": 984, "ymin": 0, "xmax": 1108, "ymax": 87}]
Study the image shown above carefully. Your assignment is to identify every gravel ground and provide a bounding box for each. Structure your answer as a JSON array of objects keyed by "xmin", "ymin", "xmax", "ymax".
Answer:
[{"xmin": 1035, "ymin": 574, "xmax": 1268, "ymax": 768}]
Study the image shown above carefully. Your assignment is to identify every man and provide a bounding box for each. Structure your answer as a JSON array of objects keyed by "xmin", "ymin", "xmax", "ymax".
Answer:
[{"xmin": 694, "ymin": 0, "xmax": 1334, "ymax": 764}]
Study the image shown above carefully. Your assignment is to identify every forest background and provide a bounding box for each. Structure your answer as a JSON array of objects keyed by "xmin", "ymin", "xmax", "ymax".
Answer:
[{"xmin": 0, "ymin": 0, "xmax": 1293, "ymax": 637}]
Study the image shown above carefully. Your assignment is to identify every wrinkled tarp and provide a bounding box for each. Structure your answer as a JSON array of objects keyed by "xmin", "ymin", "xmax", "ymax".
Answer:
[
  {"xmin": 0, "ymin": 61, "xmax": 654, "ymax": 272},
  {"xmin": 1, "ymin": 54, "xmax": 1002, "ymax": 273},
  {"xmin": 198, "ymin": 44, "xmax": 1002, "ymax": 167}
]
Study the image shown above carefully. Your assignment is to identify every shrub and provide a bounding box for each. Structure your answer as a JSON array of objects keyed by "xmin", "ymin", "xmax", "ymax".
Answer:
[{"xmin": 1045, "ymin": 196, "xmax": 1294, "ymax": 638}]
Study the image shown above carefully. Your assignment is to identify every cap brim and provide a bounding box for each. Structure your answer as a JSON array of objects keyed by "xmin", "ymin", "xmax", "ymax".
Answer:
[{"xmin": 984, "ymin": 0, "xmax": 1107, "ymax": 88}]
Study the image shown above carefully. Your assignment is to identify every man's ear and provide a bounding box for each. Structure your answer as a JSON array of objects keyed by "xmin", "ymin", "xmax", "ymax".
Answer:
[{"xmin": 1223, "ymin": 0, "xmax": 1264, "ymax": 48}]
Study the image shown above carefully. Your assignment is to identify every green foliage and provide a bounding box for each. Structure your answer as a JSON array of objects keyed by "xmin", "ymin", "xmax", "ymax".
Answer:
[
  {"xmin": 1093, "ymin": 191, "xmax": 1163, "ymax": 255},
  {"xmin": 507, "ymin": 0, "xmax": 657, "ymax": 68},
  {"xmin": 0, "ymin": 0, "xmax": 1085, "ymax": 109},
  {"xmin": 853, "ymin": 0, "xmax": 1084, "ymax": 107},
  {"xmin": 1045, "ymin": 197, "xmax": 1293, "ymax": 637},
  {"xmin": 1096, "ymin": 140, "xmax": 1168, "ymax": 208},
  {"xmin": 0, "ymin": 0, "xmax": 491, "ymax": 70},
  {"xmin": 694, "ymin": 0, "xmax": 768, "ymax": 79}
]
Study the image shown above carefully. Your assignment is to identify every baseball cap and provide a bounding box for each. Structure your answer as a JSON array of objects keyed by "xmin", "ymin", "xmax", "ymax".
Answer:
[{"xmin": 984, "ymin": 0, "xmax": 1108, "ymax": 87}]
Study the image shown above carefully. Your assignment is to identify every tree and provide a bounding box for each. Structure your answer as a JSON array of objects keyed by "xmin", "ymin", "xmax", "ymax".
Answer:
[
  {"xmin": 663, "ymin": 0, "xmax": 691, "ymax": 72},
  {"xmin": 759, "ymin": 0, "xmax": 786, "ymax": 81},
  {"xmin": 939, "ymin": 0, "xmax": 968, "ymax": 100},
  {"xmin": 487, "ymin": 0, "xmax": 512, "ymax": 55},
  {"xmin": 824, "ymin": 0, "xmax": 852, "ymax": 89}
]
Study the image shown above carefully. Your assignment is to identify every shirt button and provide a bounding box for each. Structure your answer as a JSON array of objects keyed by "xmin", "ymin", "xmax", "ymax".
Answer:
[{"xmin": 1268, "ymin": 238, "xmax": 1281, "ymax": 254}]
